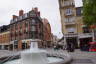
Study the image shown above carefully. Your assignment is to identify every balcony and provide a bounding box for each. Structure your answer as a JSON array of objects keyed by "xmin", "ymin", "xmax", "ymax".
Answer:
[
  {"xmin": 64, "ymin": 17, "xmax": 76, "ymax": 25},
  {"xmin": 64, "ymin": 33, "xmax": 78, "ymax": 37},
  {"xmin": 65, "ymin": 21, "xmax": 76, "ymax": 25},
  {"xmin": 78, "ymin": 33, "xmax": 93, "ymax": 38},
  {"xmin": 65, "ymin": 13, "xmax": 74, "ymax": 17},
  {"xmin": 61, "ymin": 1, "xmax": 75, "ymax": 7}
]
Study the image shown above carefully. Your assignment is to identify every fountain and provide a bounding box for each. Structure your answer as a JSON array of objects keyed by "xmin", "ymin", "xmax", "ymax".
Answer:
[
  {"xmin": 21, "ymin": 41, "xmax": 48, "ymax": 64},
  {"xmin": 3, "ymin": 39, "xmax": 67, "ymax": 64}
]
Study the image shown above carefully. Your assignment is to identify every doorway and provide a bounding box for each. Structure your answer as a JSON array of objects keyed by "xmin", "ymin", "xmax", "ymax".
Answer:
[{"xmin": 66, "ymin": 37, "xmax": 78, "ymax": 49}]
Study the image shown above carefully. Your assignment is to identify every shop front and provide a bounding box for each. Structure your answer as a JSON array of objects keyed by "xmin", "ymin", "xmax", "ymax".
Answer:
[{"xmin": 78, "ymin": 33, "xmax": 93, "ymax": 51}]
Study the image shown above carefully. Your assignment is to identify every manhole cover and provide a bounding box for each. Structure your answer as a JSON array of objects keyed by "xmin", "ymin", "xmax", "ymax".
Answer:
[{"xmin": 72, "ymin": 59, "xmax": 93, "ymax": 63}]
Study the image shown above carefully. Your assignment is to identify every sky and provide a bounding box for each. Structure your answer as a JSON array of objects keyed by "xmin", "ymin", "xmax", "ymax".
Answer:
[{"xmin": 0, "ymin": 0, "xmax": 83, "ymax": 38}]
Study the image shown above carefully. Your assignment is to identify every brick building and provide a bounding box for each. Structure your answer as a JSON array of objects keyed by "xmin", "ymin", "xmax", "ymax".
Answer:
[
  {"xmin": 0, "ymin": 25, "xmax": 10, "ymax": 50},
  {"xmin": 9, "ymin": 8, "xmax": 44, "ymax": 50},
  {"xmin": 42, "ymin": 18, "xmax": 52, "ymax": 48}
]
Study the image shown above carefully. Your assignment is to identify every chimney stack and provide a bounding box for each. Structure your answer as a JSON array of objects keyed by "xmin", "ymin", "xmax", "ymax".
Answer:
[
  {"xmin": 19, "ymin": 10, "xmax": 24, "ymax": 16},
  {"xmin": 34, "ymin": 7, "xmax": 38, "ymax": 12}
]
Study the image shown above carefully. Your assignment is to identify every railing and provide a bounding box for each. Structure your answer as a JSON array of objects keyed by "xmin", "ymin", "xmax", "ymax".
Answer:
[
  {"xmin": 61, "ymin": 1, "xmax": 75, "ymax": 7},
  {"xmin": 78, "ymin": 33, "xmax": 93, "ymax": 38},
  {"xmin": 64, "ymin": 33, "xmax": 78, "ymax": 37},
  {"xmin": 65, "ymin": 22, "xmax": 76, "ymax": 25}
]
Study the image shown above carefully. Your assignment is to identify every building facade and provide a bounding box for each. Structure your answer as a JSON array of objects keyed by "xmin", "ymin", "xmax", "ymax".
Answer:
[
  {"xmin": 58, "ymin": 0, "xmax": 93, "ymax": 49},
  {"xmin": 42, "ymin": 18, "xmax": 52, "ymax": 48},
  {"xmin": 10, "ymin": 8, "xmax": 44, "ymax": 50},
  {"xmin": 0, "ymin": 25, "xmax": 10, "ymax": 50}
]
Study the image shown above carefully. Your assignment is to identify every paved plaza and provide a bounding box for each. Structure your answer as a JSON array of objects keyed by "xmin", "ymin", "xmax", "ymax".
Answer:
[
  {"xmin": 0, "ymin": 50, "xmax": 19, "ymax": 58},
  {"xmin": 68, "ymin": 49, "xmax": 96, "ymax": 64},
  {"xmin": 0, "ymin": 49, "xmax": 96, "ymax": 64}
]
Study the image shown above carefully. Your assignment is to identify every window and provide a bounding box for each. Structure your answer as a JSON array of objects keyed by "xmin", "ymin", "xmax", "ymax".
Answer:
[
  {"xmin": 25, "ymin": 28, "xmax": 28, "ymax": 33},
  {"xmin": 65, "ymin": 8, "xmax": 73, "ymax": 15},
  {"xmin": 64, "ymin": 1, "xmax": 69, "ymax": 6},
  {"xmin": 19, "ymin": 23, "xmax": 22, "ymax": 29},
  {"xmin": 76, "ymin": 8, "xmax": 82, "ymax": 16},
  {"xmin": 31, "ymin": 26, "xmax": 36, "ymax": 31},
  {"xmin": 14, "ymin": 18, "xmax": 18, "ymax": 22},
  {"xmin": 64, "ymin": 1, "xmax": 74, "ymax": 6},
  {"xmin": 23, "ymin": 13, "xmax": 28, "ymax": 19},
  {"xmin": 29, "ymin": 11, "xmax": 36, "ymax": 17},
  {"xmin": 83, "ymin": 27, "xmax": 91, "ymax": 33},
  {"xmin": 67, "ymin": 27, "xmax": 76, "ymax": 33},
  {"xmin": 14, "ymin": 41, "xmax": 18, "ymax": 49},
  {"xmin": 18, "ymin": 16, "xmax": 23, "ymax": 21},
  {"xmin": 25, "ymin": 22, "xmax": 28, "ymax": 27},
  {"xmin": 20, "ymin": 29, "xmax": 22, "ymax": 33},
  {"xmin": 32, "ymin": 19, "xmax": 36, "ymax": 24},
  {"xmin": 65, "ymin": 17, "xmax": 75, "ymax": 22},
  {"xmin": 10, "ymin": 19, "xmax": 14, "ymax": 23}
]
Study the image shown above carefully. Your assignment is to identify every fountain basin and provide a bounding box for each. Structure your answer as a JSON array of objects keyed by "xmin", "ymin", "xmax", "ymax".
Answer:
[
  {"xmin": 3, "ymin": 56, "xmax": 64, "ymax": 64},
  {"xmin": 1, "ymin": 39, "xmax": 71, "ymax": 64},
  {"xmin": 2, "ymin": 49, "xmax": 65, "ymax": 64}
]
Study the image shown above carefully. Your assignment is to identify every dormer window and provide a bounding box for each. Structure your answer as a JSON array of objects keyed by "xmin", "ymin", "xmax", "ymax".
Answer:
[
  {"xmin": 10, "ymin": 19, "xmax": 14, "ymax": 24},
  {"xmin": 14, "ymin": 18, "xmax": 18, "ymax": 22},
  {"xmin": 23, "ymin": 13, "xmax": 28, "ymax": 19},
  {"xmin": 18, "ymin": 16, "xmax": 23, "ymax": 21},
  {"xmin": 29, "ymin": 11, "xmax": 36, "ymax": 17}
]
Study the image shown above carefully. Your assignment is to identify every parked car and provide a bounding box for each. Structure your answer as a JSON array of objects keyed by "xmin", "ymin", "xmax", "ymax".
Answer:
[{"xmin": 89, "ymin": 42, "xmax": 96, "ymax": 52}]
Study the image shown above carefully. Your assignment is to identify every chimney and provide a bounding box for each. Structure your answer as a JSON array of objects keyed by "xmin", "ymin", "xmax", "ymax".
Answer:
[
  {"xmin": 34, "ymin": 7, "xmax": 38, "ymax": 12},
  {"xmin": 19, "ymin": 10, "xmax": 24, "ymax": 16},
  {"xmin": 13, "ymin": 15, "xmax": 18, "ymax": 19}
]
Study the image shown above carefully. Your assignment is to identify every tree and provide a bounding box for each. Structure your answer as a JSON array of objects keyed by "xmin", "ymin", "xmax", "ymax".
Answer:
[
  {"xmin": 83, "ymin": 0, "xmax": 96, "ymax": 26},
  {"xmin": 83, "ymin": 0, "xmax": 96, "ymax": 41}
]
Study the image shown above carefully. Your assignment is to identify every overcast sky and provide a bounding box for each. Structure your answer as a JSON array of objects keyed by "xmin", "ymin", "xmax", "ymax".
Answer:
[{"xmin": 0, "ymin": 0, "xmax": 83, "ymax": 38}]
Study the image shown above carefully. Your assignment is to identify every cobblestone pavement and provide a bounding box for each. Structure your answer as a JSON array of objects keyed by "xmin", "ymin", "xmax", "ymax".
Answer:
[{"xmin": 68, "ymin": 49, "xmax": 96, "ymax": 64}]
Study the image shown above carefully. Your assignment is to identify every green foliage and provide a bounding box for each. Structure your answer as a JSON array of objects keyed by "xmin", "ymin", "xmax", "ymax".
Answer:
[{"xmin": 83, "ymin": 0, "xmax": 96, "ymax": 26}]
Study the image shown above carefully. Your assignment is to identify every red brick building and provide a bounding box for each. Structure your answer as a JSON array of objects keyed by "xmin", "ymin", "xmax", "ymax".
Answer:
[
  {"xmin": 9, "ymin": 8, "xmax": 44, "ymax": 50},
  {"xmin": 42, "ymin": 18, "xmax": 52, "ymax": 48}
]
